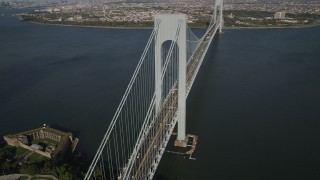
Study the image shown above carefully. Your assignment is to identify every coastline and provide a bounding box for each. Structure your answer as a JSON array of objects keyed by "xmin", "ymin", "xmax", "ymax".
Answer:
[
  {"xmin": 28, "ymin": 21, "xmax": 155, "ymax": 30},
  {"xmin": 224, "ymin": 22, "xmax": 320, "ymax": 30},
  {"xmin": 27, "ymin": 20, "xmax": 320, "ymax": 30}
]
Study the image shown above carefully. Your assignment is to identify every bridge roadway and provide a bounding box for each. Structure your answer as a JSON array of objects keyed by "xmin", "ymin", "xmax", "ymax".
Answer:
[{"xmin": 122, "ymin": 23, "xmax": 219, "ymax": 180}]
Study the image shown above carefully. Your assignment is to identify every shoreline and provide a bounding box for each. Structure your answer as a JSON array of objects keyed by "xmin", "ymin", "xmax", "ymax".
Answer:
[
  {"xmin": 224, "ymin": 22, "xmax": 320, "ymax": 30},
  {"xmin": 28, "ymin": 21, "xmax": 155, "ymax": 30},
  {"xmin": 27, "ymin": 20, "xmax": 320, "ymax": 30},
  {"xmin": 24, "ymin": 19, "xmax": 206, "ymax": 30}
]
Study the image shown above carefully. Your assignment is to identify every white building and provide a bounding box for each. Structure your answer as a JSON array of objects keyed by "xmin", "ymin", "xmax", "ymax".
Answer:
[{"xmin": 274, "ymin": 12, "xmax": 286, "ymax": 20}]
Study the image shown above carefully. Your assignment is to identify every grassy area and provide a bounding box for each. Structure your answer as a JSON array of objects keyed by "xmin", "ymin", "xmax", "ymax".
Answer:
[
  {"xmin": 30, "ymin": 177, "xmax": 54, "ymax": 180},
  {"xmin": 0, "ymin": 144, "xmax": 29, "ymax": 157},
  {"xmin": 27, "ymin": 153, "xmax": 49, "ymax": 164},
  {"xmin": 32, "ymin": 138, "xmax": 59, "ymax": 147},
  {"xmin": 16, "ymin": 147, "xmax": 30, "ymax": 157},
  {"xmin": 1, "ymin": 144, "xmax": 14, "ymax": 150},
  {"xmin": 19, "ymin": 176, "xmax": 29, "ymax": 180}
]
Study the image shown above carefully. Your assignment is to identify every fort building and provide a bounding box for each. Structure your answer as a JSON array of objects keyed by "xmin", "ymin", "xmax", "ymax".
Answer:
[{"xmin": 3, "ymin": 124, "xmax": 79, "ymax": 162}]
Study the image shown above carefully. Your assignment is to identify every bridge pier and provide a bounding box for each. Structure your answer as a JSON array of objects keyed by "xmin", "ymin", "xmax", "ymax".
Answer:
[
  {"xmin": 154, "ymin": 14, "xmax": 188, "ymax": 147},
  {"xmin": 176, "ymin": 14, "xmax": 187, "ymax": 146},
  {"xmin": 219, "ymin": 0, "xmax": 224, "ymax": 33},
  {"xmin": 214, "ymin": 0, "xmax": 224, "ymax": 34},
  {"xmin": 174, "ymin": 139, "xmax": 188, "ymax": 147}
]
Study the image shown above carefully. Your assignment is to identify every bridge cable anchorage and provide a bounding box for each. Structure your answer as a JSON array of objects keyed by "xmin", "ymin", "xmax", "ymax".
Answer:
[{"xmin": 85, "ymin": 0, "xmax": 223, "ymax": 179}]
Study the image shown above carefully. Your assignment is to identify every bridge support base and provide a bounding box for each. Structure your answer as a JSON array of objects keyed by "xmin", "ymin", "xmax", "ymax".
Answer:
[
  {"xmin": 174, "ymin": 139, "xmax": 188, "ymax": 148},
  {"xmin": 168, "ymin": 133, "xmax": 198, "ymax": 160}
]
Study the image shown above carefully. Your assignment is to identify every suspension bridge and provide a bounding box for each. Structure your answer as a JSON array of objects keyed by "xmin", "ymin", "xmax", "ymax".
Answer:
[{"xmin": 85, "ymin": 0, "xmax": 223, "ymax": 179}]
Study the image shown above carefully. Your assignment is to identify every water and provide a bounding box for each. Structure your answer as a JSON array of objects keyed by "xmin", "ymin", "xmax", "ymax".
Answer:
[
  {"xmin": 1, "ymin": 8, "xmax": 320, "ymax": 179},
  {"xmin": 157, "ymin": 27, "xmax": 320, "ymax": 179}
]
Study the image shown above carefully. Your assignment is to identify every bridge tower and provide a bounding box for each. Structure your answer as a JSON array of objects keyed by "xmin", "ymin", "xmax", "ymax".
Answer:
[
  {"xmin": 214, "ymin": 0, "xmax": 224, "ymax": 33},
  {"xmin": 219, "ymin": 0, "xmax": 224, "ymax": 33},
  {"xmin": 154, "ymin": 14, "xmax": 188, "ymax": 147}
]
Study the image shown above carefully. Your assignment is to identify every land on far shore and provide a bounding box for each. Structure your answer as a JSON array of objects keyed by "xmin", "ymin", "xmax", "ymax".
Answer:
[
  {"xmin": 14, "ymin": 1, "xmax": 320, "ymax": 29},
  {"xmin": 19, "ymin": 10, "xmax": 320, "ymax": 29},
  {"xmin": 223, "ymin": 10, "xmax": 320, "ymax": 29}
]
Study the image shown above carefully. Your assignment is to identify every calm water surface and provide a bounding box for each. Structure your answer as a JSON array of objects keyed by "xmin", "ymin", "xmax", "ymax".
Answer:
[{"xmin": 1, "ymin": 8, "xmax": 320, "ymax": 179}]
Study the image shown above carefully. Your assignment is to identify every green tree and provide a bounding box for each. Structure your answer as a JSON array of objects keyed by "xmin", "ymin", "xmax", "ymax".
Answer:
[
  {"xmin": 0, "ymin": 150, "xmax": 6, "ymax": 160},
  {"xmin": 60, "ymin": 172, "xmax": 73, "ymax": 180},
  {"xmin": 0, "ymin": 161, "xmax": 11, "ymax": 170},
  {"xmin": 20, "ymin": 164, "xmax": 39, "ymax": 176}
]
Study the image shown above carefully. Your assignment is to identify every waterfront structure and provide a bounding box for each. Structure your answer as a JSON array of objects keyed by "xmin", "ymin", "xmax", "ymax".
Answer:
[
  {"xmin": 85, "ymin": 0, "xmax": 224, "ymax": 179},
  {"xmin": 3, "ymin": 124, "xmax": 78, "ymax": 162},
  {"xmin": 274, "ymin": 12, "xmax": 286, "ymax": 19}
]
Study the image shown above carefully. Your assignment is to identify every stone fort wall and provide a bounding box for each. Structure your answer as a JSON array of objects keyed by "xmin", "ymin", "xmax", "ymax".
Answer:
[
  {"xmin": 29, "ymin": 129, "xmax": 61, "ymax": 142},
  {"xmin": 4, "ymin": 136, "xmax": 51, "ymax": 158}
]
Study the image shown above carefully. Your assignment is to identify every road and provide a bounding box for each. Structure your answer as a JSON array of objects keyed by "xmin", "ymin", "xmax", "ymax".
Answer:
[{"xmin": 124, "ymin": 22, "xmax": 219, "ymax": 179}]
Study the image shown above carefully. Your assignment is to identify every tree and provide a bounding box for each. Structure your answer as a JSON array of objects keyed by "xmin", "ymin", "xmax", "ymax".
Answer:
[
  {"xmin": 60, "ymin": 172, "xmax": 73, "ymax": 180},
  {"xmin": 0, "ymin": 161, "xmax": 11, "ymax": 170},
  {"xmin": 40, "ymin": 160, "xmax": 53, "ymax": 174},
  {"xmin": 20, "ymin": 164, "xmax": 39, "ymax": 176},
  {"xmin": 0, "ymin": 150, "xmax": 6, "ymax": 161}
]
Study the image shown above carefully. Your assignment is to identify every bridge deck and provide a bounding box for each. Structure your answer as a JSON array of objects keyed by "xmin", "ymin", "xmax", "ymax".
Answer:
[{"xmin": 123, "ymin": 23, "xmax": 219, "ymax": 179}]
